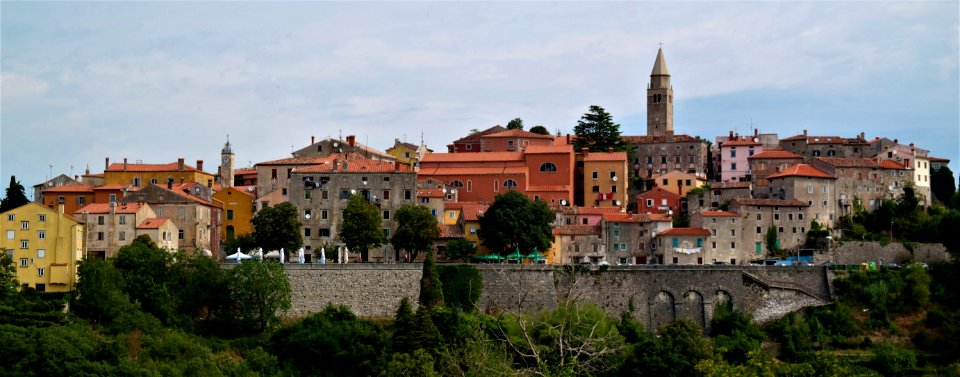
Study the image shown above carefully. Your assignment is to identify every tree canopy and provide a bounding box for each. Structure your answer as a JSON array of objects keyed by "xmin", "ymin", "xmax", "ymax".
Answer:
[
  {"xmin": 444, "ymin": 239, "xmax": 476, "ymax": 262},
  {"xmin": 529, "ymin": 125, "xmax": 549, "ymax": 135},
  {"xmin": 573, "ymin": 106, "xmax": 626, "ymax": 152},
  {"xmin": 230, "ymin": 260, "xmax": 292, "ymax": 332},
  {"xmin": 477, "ymin": 190, "xmax": 554, "ymax": 255},
  {"xmin": 506, "ymin": 117, "xmax": 524, "ymax": 130},
  {"xmin": 931, "ymin": 165, "xmax": 956, "ymax": 205},
  {"xmin": 419, "ymin": 251, "xmax": 443, "ymax": 309},
  {"xmin": 391, "ymin": 204, "xmax": 439, "ymax": 262},
  {"xmin": 0, "ymin": 176, "xmax": 29, "ymax": 213},
  {"xmin": 339, "ymin": 194, "xmax": 384, "ymax": 261},
  {"xmin": 252, "ymin": 202, "xmax": 303, "ymax": 252}
]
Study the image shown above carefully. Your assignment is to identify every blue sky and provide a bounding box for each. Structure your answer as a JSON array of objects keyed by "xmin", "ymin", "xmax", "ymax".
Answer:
[{"xmin": 2, "ymin": 2, "xmax": 957, "ymax": 189}]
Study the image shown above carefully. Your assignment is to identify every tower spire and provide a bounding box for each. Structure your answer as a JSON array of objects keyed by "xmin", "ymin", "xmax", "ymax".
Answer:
[
  {"xmin": 647, "ymin": 47, "xmax": 674, "ymax": 136},
  {"xmin": 651, "ymin": 46, "xmax": 670, "ymax": 76}
]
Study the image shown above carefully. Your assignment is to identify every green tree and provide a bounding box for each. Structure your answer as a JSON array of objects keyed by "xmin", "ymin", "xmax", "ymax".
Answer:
[
  {"xmin": 658, "ymin": 319, "xmax": 714, "ymax": 376},
  {"xmin": 252, "ymin": 202, "xmax": 303, "ymax": 252},
  {"xmin": 871, "ymin": 343, "xmax": 917, "ymax": 375},
  {"xmin": 573, "ymin": 105, "xmax": 626, "ymax": 152},
  {"xmin": 229, "ymin": 260, "xmax": 291, "ymax": 332},
  {"xmin": 0, "ymin": 250, "xmax": 18, "ymax": 301},
  {"xmin": 271, "ymin": 304, "xmax": 387, "ymax": 377},
  {"xmin": 380, "ymin": 349, "xmax": 438, "ymax": 377},
  {"xmin": 391, "ymin": 204, "xmax": 439, "ymax": 262},
  {"xmin": 506, "ymin": 118, "xmax": 524, "ymax": 130},
  {"xmin": 419, "ymin": 251, "xmax": 444, "ymax": 309},
  {"xmin": 74, "ymin": 258, "xmax": 136, "ymax": 324},
  {"xmin": 710, "ymin": 302, "xmax": 764, "ymax": 365},
  {"xmin": 477, "ymin": 190, "xmax": 554, "ymax": 255},
  {"xmin": 169, "ymin": 252, "xmax": 231, "ymax": 324},
  {"xmin": 765, "ymin": 224, "xmax": 779, "ymax": 254},
  {"xmin": 444, "ymin": 239, "xmax": 477, "ymax": 262},
  {"xmin": 528, "ymin": 125, "xmax": 549, "ymax": 135},
  {"xmin": 114, "ymin": 235, "xmax": 176, "ymax": 324},
  {"xmin": 931, "ymin": 166, "xmax": 956, "ymax": 205},
  {"xmin": 0, "ymin": 176, "xmax": 29, "ymax": 213},
  {"xmin": 339, "ymin": 194, "xmax": 384, "ymax": 261},
  {"xmin": 221, "ymin": 232, "xmax": 256, "ymax": 254},
  {"xmin": 805, "ymin": 220, "xmax": 830, "ymax": 249}
]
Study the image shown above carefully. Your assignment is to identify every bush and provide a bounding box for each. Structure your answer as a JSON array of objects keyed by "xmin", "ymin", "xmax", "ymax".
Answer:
[
  {"xmin": 871, "ymin": 343, "xmax": 917, "ymax": 375},
  {"xmin": 437, "ymin": 265, "xmax": 482, "ymax": 312}
]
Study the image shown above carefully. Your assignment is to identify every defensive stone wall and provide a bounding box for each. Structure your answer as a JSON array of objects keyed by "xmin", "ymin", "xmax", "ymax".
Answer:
[
  {"xmin": 815, "ymin": 241, "xmax": 951, "ymax": 265},
  {"xmin": 280, "ymin": 264, "xmax": 833, "ymax": 328}
]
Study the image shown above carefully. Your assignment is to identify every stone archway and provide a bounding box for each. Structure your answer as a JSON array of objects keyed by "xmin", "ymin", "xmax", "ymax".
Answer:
[
  {"xmin": 679, "ymin": 290, "xmax": 706, "ymax": 328},
  {"xmin": 649, "ymin": 290, "xmax": 676, "ymax": 331}
]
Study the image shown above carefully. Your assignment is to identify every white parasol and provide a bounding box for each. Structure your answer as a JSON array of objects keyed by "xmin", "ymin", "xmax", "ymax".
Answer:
[{"xmin": 319, "ymin": 247, "xmax": 325, "ymax": 264}]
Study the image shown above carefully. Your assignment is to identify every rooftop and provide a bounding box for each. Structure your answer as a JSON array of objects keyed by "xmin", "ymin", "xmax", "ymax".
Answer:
[
  {"xmin": 766, "ymin": 164, "xmax": 835, "ymax": 179},
  {"xmin": 658, "ymin": 228, "xmax": 711, "ymax": 237},
  {"xmin": 748, "ymin": 150, "xmax": 803, "ymax": 160}
]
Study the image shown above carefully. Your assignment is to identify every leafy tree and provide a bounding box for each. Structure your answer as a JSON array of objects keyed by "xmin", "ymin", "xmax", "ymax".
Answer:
[
  {"xmin": 710, "ymin": 302, "xmax": 764, "ymax": 365},
  {"xmin": 221, "ymin": 232, "xmax": 256, "ymax": 254},
  {"xmin": 931, "ymin": 166, "xmax": 956, "ymax": 205},
  {"xmin": 380, "ymin": 349, "xmax": 438, "ymax": 377},
  {"xmin": 229, "ymin": 261, "xmax": 291, "ymax": 332},
  {"xmin": 572, "ymin": 105, "xmax": 626, "ymax": 152},
  {"xmin": 419, "ymin": 251, "xmax": 444, "ymax": 309},
  {"xmin": 339, "ymin": 194, "xmax": 384, "ymax": 261},
  {"xmin": 505, "ymin": 118, "xmax": 524, "ymax": 130},
  {"xmin": 252, "ymin": 202, "xmax": 303, "ymax": 252},
  {"xmin": 0, "ymin": 250, "xmax": 18, "ymax": 302},
  {"xmin": 114, "ymin": 235, "xmax": 176, "ymax": 324},
  {"xmin": 477, "ymin": 190, "xmax": 554, "ymax": 255},
  {"xmin": 437, "ymin": 265, "xmax": 482, "ymax": 312},
  {"xmin": 169, "ymin": 252, "xmax": 231, "ymax": 324},
  {"xmin": 74, "ymin": 258, "xmax": 136, "ymax": 324},
  {"xmin": 658, "ymin": 319, "xmax": 714, "ymax": 376},
  {"xmin": 528, "ymin": 125, "xmax": 549, "ymax": 135},
  {"xmin": 765, "ymin": 224, "xmax": 779, "ymax": 254},
  {"xmin": 673, "ymin": 213, "xmax": 690, "ymax": 228},
  {"xmin": 391, "ymin": 204, "xmax": 439, "ymax": 262},
  {"xmin": 271, "ymin": 304, "xmax": 387, "ymax": 377},
  {"xmin": 871, "ymin": 343, "xmax": 917, "ymax": 375},
  {"xmin": 444, "ymin": 239, "xmax": 476, "ymax": 262},
  {"xmin": 0, "ymin": 175, "xmax": 29, "ymax": 213},
  {"xmin": 805, "ymin": 220, "xmax": 830, "ymax": 249}
]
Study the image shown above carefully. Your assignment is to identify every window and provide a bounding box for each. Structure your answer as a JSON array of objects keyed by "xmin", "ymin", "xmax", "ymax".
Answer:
[
  {"xmin": 6, "ymin": 214, "xmax": 13, "ymax": 221},
  {"xmin": 383, "ymin": 210, "xmax": 390, "ymax": 220},
  {"xmin": 646, "ymin": 199, "xmax": 653, "ymax": 207},
  {"xmin": 282, "ymin": 188, "xmax": 288, "ymax": 195},
  {"xmin": 77, "ymin": 196, "xmax": 86, "ymax": 205},
  {"xmin": 620, "ymin": 243, "xmax": 627, "ymax": 250},
  {"xmin": 823, "ymin": 200, "xmax": 828, "ymax": 207},
  {"xmin": 671, "ymin": 238, "xmax": 679, "ymax": 247},
  {"xmin": 5, "ymin": 230, "xmax": 12, "ymax": 240},
  {"xmin": 711, "ymin": 229, "xmax": 717, "ymax": 236},
  {"xmin": 788, "ymin": 214, "xmax": 794, "ymax": 221},
  {"xmin": 774, "ymin": 213, "xmax": 780, "ymax": 221},
  {"xmin": 109, "ymin": 194, "xmax": 117, "ymax": 203},
  {"xmin": 611, "ymin": 185, "xmax": 617, "ymax": 193},
  {"xmin": 592, "ymin": 185, "xmax": 600, "ymax": 192},
  {"xmin": 133, "ymin": 178, "xmax": 141, "ymax": 187},
  {"xmin": 178, "ymin": 208, "xmax": 185, "ymax": 219},
  {"xmin": 540, "ymin": 162, "xmax": 557, "ymax": 172},
  {"xmin": 321, "ymin": 210, "xmax": 328, "ymax": 220},
  {"xmin": 450, "ymin": 180, "xmax": 464, "ymax": 188},
  {"xmin": 119, "ymin": 231, "xmax": 126, "ymax": 241},
  {"xmin": 731, "ymin": 242, "xmax": 736, "ymax": 249},
  {"xmin": 696, "ymin": 238, "xmax": 703, "ymax": 248},
  {"xmin": 730, "ymin": 229, "xmax": 735, "ymax": 236},
  {"xmin": 304, "ymin": 228, "xmax": 311, "ymax": 237},
  {"xmin": 97, "ymin": 232, "xmax": 104, "ymax": 241},
  {"xmin": 613, "ymin": 229, "xmax": 620, "ymax": 237},
  {"xmin": 341, "ymin": 190, "xmax": 351, "ymax": 199},
  {"xmin": 507, "ymin": 140, "xmax": 514, "ymax": 146},
  {"xmin": 319, "ymin": 228, "xmax": 331, "ymax": 237},
  {"xmin": 730, "ymin": 150, "xmax": 736, "ymax": 158},
  {"xmin": 37, "ymin": 267, "xmax": 45, "ymax": 277},
  {"xmin": 757, "ymin": 226, "xmax": 762, "ymax": 234},
  {"xmin": 20, "ymin": 221, "xmax": 29, "ymax": 230},
  {"xmin": 404, "ymin": 190, "xmax": 412, "ymax": 200},
  {"xmin": 383, "ymin": 190, "xmax": 391, "ymax": 200},
  {"xmin": 807, "ymin": 185, "xmax": 814, "ymax": 193},
  {"xmin": 38, "ymin": 214, "xmax": 46, "ymax": 222},
  {"xmin": 37, "ymin": 230, "xmax": 45, "ymax": 240},
  {"xmin": 304, "ymin": 209, "xmax": 312, "ymax": 219},
  {"xmin": 757, "ymin": 213, "xmax": 761, "ymax": 220},
  {"xmin": 448, "ymin": 211, "xmax": 456, "ymax": 219},
  {"xmin": 20, "ymin": 258, "xmax": 28, "ymax": 267},
  {"xmin": 226, "ymin": 210, "xmax": 234, "ymax": 220},
  {"xmin": 592, "ymin": 171, "xmax": 598, "ymax": 179},
  {"xmin": 20, "ymin": 240, "xmax": 28, "ymax": 249},
  {"xmin": 178, "ymin": 230, "xmax": 184, "ymax": 240},
  {"xmin": 778, "ymin": 227, "xmax": 784, "ymax": 233},
  {"xmin": 503, "ymin": 180, "xmax": 518, "ymax": 189},
  {"xmin": 469, "ymin": 226, "xmax": 476, "ymax": 234},
  {"xmin": 731, "ymin": 163, "xmax": 737, "ymax": 170},
  {"xmin": 119, "ymin": 215, "xmax": 126, "ymax": 225}
]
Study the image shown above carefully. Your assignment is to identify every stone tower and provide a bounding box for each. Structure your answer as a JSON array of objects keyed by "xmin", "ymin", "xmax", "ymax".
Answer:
[
  {"xmin": 219, "ymin": 137, "xmax": 235, "ymax": 188},
  {"xmin": 647, "ymin": 48, "xmax": 674, "ymax": 136}
]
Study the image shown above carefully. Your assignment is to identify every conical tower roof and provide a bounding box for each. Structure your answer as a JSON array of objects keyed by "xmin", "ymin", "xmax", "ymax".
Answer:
[{"xmin": 651, "ymin": 47, "xmax": 670, "ymax": 76}]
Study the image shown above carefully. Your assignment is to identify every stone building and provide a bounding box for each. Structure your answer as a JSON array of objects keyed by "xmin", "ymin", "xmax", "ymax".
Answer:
[
  {"xmin": 292, "ymin": 135, "xmax": 396, "ymax": 162},
  {"xmin": 655, "ymin": 228, "xmax": 710, "ymax": 265},
  {"xmin": 74, "ymin": 202, "xmax": 160, "ymax": 258},
  {"xmin": 764, "ymin": 164, "xmax": 838, "ymax": 227},
  {"xmin": 748, "ymin": 149, "xmax": 804, "ymax": 188},
  {"xmin": 637, "ymin": 186, "xmax": 681, "ymax": 215},
  {"xmin": 690, "ymin": 211, "xmax": 744, "ymax": 265},
  {"xmin": 647, "ymin": 47, "xmax": 673, "ymax": 136},
  {"xmin": 778, "ymin": 131, "xmax": 870, "ymax": 161},
  {"xmin": 122, "ymin": 184, "xmax": 219, "ymax": 257},
  {"xmin": 729, "ymin": 198, "xmax": 811, "ymax": 253},
  {"xmin": 33, "ymin": 174, "xmax": 82, "ymax": 203},
  {"xmin": 874, "ymin": 142, "xmax": 931, "ymax": 206},
  {"xmin": 289, "ymin": 159, "xmax": 417, "ymax": 262},
  {"xmin": 600, "ymin": 212, "xmax": 645, "ymax": 265},
  {"xmin": 551, "ymin": 225, "xmax": 604, "ymax": 264},
  {"xmin": 810, "ymin": 157, "xmax": 912, "ymax": 215}
]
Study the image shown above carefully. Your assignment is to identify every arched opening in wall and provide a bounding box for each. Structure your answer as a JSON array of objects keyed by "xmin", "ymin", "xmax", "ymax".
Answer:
[
  {"xmin": 714, "ymin": 289, "xmax": 732, "ymax": 306},
  {"xmin": 680, "ymin": 290, "xmax": 706, "ymax": 328},
  {"xmin": 226, "ymin": 225, "xmax": 235, "ymax": 240},
  {"xmin": 649, "ymin": 290, "xmax": 675, "ymax": 331}
]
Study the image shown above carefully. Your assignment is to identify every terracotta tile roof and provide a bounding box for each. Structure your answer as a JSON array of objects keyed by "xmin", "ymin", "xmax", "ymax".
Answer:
[
  {"xmin": 93, "ymin": 183, "xmax": 129, "ymax": 190},
  {"xmin": 137, "ymin": 218, "xmax": 170, "ymax": 229},
  {"xmin": 813, "ymin": 157, "xmax": 883, "ymax": 168},
  {"xmin": 524, "ymin": 144, "xmax": 573, "ymax": 154},
  {"xmin": 83, "ymin": 173, "xmax": 104, "ymax": 178},
  {"xmin": 219, "ymin": 186, "xmax": 257, "ymax": 198},
  {"xmin": 256, "ymin": 155, "xmax": 337, "ymax": 166},
  {"xmin": 721, "ymin": 140, "xmax": 761, "ymax": 147},
  {"xmin": 622, "ymin": 134, "xmax": 703, "ymax": 144},
  {"xmin": 234, "ymin": 168, "xmax": 257, "ymax": 175},
  {"xmin": 767, "ymin": 164, "xmax": 834, "ymax": 179},
  {"xmin": 420, "ymin": 152, "xmax": 524, "ymax": 163},
  {"xmin": 74, "ymin": 202, "xmax": 145, "ymax": 215},
  {"xmin": 733, "ymin": 198, "xmax": 808, "ymax": 207},
  {"xmin": 444, "ymin": 202, "xmax": 480, "ymax": 210},
  {"xmin": 553, "ymin": 225, "xmax": 601, "ymax": 236},
  {"xmin": 700, "ymin": 211, "xmax": 737, "ymax": 217},
  {"xmin": 483, "ymin": 129, "xmax": 556, "ymax": 139},
  {"xmin": 649, "ymin": 213, "xmax": 673, "ymax": 222},
  {"xmin": 461, "ymin": 204, "xmax": 489, "ymax": 222},
  {"xmin": 638, "ymin": 186, "xmax": 681, "ymax": 198},
  {"xmin": 43, "ymin": 184, "xmax": 94, "ymax": 193},
  {"xmin": 582, "ymin": 152, "xmax": 628, "ymax": 162},
  {"xmin": 927, "ymin": 156, "xmax": 950, "ymax": 163},
  {"xmin": 417, "ymin": 189, "xmax": 445, "ymax": 198},
  {"xmin": 780, "ymin": 135, "xmax": 863, "ymax": 145},
  {"xmin": 295, "ymin": 159, "xmax": 411, "ymax": 174},
  {"xmin": 748, "ymin": 150, "xmax": 803, "ymax": 160},
  {"xmin": 419, "ymin": 166, "xmax": 527, "ymax": 176},
  {"xmin": 877, "ymin": 160, "xmax": 908, "ymax": 169},
  {"xmin": 658, "ymin": 228, "xmax": 711, "ymax": 237},
  {"xmin": 439, "ymin": 224, "xmax": 464, "ymax": 239},
  {"xmin": 602, "ymin": 212, "xmax": 644, "ymax": 223},
  {"xmin": 711, "ymin": 181, "xmax": 752, "ymax": 190},
  {"xmin": 451, "ymin": 125, "xmax": 507, "ymax": 144},
  {"xmin": 527, "ymin": 184, "xmax": 571, "ymax": 192},
  {"xmin": 106, "ymin": 162, "xmax": 211, "ymax": 175},
  {"xmin": 577, "ymin": 207, "xmax": 623, "ymax": 215}
]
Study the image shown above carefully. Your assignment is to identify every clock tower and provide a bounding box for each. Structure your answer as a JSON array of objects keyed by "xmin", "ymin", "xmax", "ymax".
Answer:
[{"xmin": 219, "ymin": 136, "xmax": 235, "ymax": 188}]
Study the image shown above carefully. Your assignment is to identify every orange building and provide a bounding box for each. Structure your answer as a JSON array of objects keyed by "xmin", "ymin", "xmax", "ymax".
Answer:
[
  {"xmin": 477, "ymin": 129, "xmax": 557, "ymax": 152},
  {"xmin": 103, "ymin": 157, "xmax": 216, "ymax": 188},
  {"xmin": 41, "ymin": 185, "xmax": 94, "ymax": 215},
  {"xmin": 578, "ymin": 150, "xmax": 628, "ymax": 209},
  {"xmin": 213, "ymin": 186, "xmax": 256, "ymax": 241}
]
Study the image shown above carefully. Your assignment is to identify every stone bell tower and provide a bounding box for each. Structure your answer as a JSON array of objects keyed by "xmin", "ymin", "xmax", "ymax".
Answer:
[
  {"xmin": 647, "ymin": 47, "xmax": 674, "ymax": 136},
  {"xmin": 219, "ymin": 136, "xmax": 235, "ymax": 188}
]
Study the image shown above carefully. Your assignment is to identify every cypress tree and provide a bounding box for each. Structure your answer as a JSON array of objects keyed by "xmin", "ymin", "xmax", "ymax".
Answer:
[{"xmin": 419, "ymin": 251, "xmax": 444, "ymax": 309}]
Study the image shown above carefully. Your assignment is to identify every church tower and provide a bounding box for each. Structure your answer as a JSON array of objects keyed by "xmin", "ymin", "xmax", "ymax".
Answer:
[
  {"xmin": 219, "ymin": 137, "xmax": 235, "ymax": 188},
  {"xmin": 647, "ymin": 47, "xmax": 674, "ymax": 136}
]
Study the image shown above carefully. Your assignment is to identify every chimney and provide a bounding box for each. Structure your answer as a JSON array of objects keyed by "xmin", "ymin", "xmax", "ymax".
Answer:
[
  {"xmin": 347, "ymin": 135, "xmax": 356, "ymax": 147},
  {"xmin": 311, "ymin": 136, "xmax": 315, "ymax": 145},
  {"xmin": 803, "ymin": 129, "xmax": 808, "ymax": 136},
  {"xmin": 178, "ymin": 158, "xmax": 185, "ymax": 171},
  {"xmin": 860, "ymin": 132, "xmax": 865, "ymax": 140},
  {"xmin": 123, "ymin": 157, "xmax": 128, "ymax": 171},
  {"xmin": 582, "ymin": 147, "xmax": 589, "ymax": 155},
  {"xmin": 207, "ymin": 179, "xmax": 212, "ymax": 188},
  {"xmin": 729, "ymin": 130, "xmax": 734, "ymax": 139},
  {"xmin": 105, "ymin": 157, "xmax": 110, "ymax": 170},
  {"xmin": 894, "ymin": 138, "xmax": 898, "ymax": 145},
  {"xmin": 909, "ymin": 143, "xmax": 914, "ymax": 147},
  {"xmin": 394, "ymin": 161, "xmax": 401, "ymax": 172},
  {"xmin": 180, "ymin": 178, "xmax": 184, "ymax": 184},
  {"xmin": 74, "ymin": 175, "xmax": 79, "ymax": 181},
  {"xmin": 197, "ymin": 160, "xmax": 204, "ymax": 172},
  {"xmin": 754, "ymin": 128, "xmax": 759, "ymax": 137},
  {"xmin": 566, "ymin": 134, "xmax": 571, "ymax": 144}
]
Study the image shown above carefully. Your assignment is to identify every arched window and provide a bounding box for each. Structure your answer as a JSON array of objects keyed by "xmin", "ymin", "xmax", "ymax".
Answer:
[
  {"xmin": 466, "ymin": 180, "xmax": 473, "ymax": 192},
  {"xmin": 826, "ymin": 150, "xmax": 836, "ymax": 156},
  {"xmin": 812, "ymin": 150, "xmax": 821, "ymax": 157},
  {"xmin": 504, "ymin": 179, "xmax": 518, "ymax": 189},
  {"xmin": 539, "ymin": 162, "xmax": 557, "ymax": 172},
  {"xmin": 450, "ymin": 180, "xmax": 464, "ymax": 188}
]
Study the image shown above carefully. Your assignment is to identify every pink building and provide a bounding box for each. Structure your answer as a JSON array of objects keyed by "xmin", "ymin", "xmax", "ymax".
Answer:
[{"xmin": 719, "ymin": 132, "xmax": 763, "ymax": 182}]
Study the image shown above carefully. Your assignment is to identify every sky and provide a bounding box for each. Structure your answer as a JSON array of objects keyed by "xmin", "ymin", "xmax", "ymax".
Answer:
[{"xmin": 2, "ymin": 1, "xmax": 958, "ymax": 191}]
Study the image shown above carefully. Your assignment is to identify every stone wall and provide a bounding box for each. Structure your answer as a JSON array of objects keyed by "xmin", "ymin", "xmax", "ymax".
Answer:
[
  {"xmin": 280, "ymin": 264, "xmax": 834, "ymax": 328},
  {"xmin": 815, "ymin": 241, "xmax": 951, "ymax": 265}
]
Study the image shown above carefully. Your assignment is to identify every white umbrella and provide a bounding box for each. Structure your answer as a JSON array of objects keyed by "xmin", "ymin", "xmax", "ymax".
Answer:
[
  {"xmin": 299, "ymin": 247, "xmax": 306, "ymax": 264},
  {"xmin": 263, "ymin": 250, "xmax": 281, "ymax": 259},
  {"xmin": 225, "ymin": 250, "xmax": 252, "ymax": 262},
  {"xmin": 344, "ymin": 246, "xmax": 350, "ymax": 264},
  {"xmin": 337, "ymin": 245, "xmax": 343, "ymax": 264},
  {"xmin": 256, "ymin": 247, "xmax": 264, "ymax": 260},
  {"xmin": 280, "ymin": 248, "xmax": 285, "ymax": 264},
  {"xmin": 319, "ymin": 247, "xmax": 325, "ymax": 264}
]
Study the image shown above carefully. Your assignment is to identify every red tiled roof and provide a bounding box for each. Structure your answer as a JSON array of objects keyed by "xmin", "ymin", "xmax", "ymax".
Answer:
[
  {"xmin": 527, "ymin": 184, "xmax": 571, "ymax": 192},
  {"xmin": 137, "ymin": 218, "xmax": 170, "ymax": 229},
  {"xmin": 461, "ymin": 204, "xmax": 489, "ymax": 222},
  {"xmin": 234, "ymin": 168, "xmax": 257, "ymax": 175},
  {"xmin": 878, "ymin": 160, "xmax": 907, "ymax": 169},
  {"xmin": 767, "ymin": 164, "xmax": 834, "ymax": 179},
  {"xmin": 602, "ymin": 212, "xmax": 643, "ymax": 223},
  {"xmin": 622, "ymin": 134, "xmax": 703, "ymax": 144},
  {"xmin": 43, "ymin": 184, "xmax": 94, "ymax": 193},
  {"xmin": 813, "ymin": 157, "xmax": 897, "ymax": 169},
  {"xmin": 578, "ymin": 207, "xmax": 623, "ymax": 215},
  {"xmin": 295, "ymin": 159, "xmax": 411, "ymax": 174},
  {"xmin": 256, "ymin": 155, "xmax": 337, "ymax": 166},
  {"xmin": 450, "ymin": 126, "xmax": 507, "ymax": 144},
  {"xmin": 927, "ymin": 156, "xmax": 950, "ymax": 163},
  {"xmin": 733, "ymin": 198, "xmax": 808, "ymax": 207},
  {"xmin": 483, "ymin": 129, "xmax": 556, "ymax": 139},
  {"xmin": 106, "ymin": 162, "xmax": 212, "ymax": 175},
  {"xmin": 421, "ymin": 152, "xmax": 524, "ymax": 163},
  {"xmin": 721, "ymin": 140, "xmax": 761, "ymax": 147},
  {"xmin": 439, "ymin": 224, "xmax": 464, "ymax": 239},
  {"xmin": 83, "ymin": 173, "xmax": 104, "ymax": 178},
  {"xmin": 748, "ymin": 150, "xmax": 803, "ymax": 160},
  {"xmin": 582, "ymin": 152, "xmax": 628, "ymax": 162},
  {"xmin": 417, "ymin": 189, "xmax": 445, "ymax": 198},
  {"xmin": 658, "ymin": 228, "xmax": 711, "ymax": 237},
  {"xmin": 419, "ymin": 166, "xmax": 527, "ymax": 176},
  {"xmin": 701, "ymin": 211, "xmax": 736, "ymax": 217},
  {"xmin": 781, "ymin": 135, "xmax": 863, "ymax": 145},
  {"xmin": 74, "ymin": 202, "xmax": 145, "ymax": 215},
  {"xmin": 638, "ymin": 186, "xmax": 681, "ymax": 198},
  {"xmin": 553, "ymin": 225, "xmax": 601, "ymax": 236},
  {"xmin": 650, "ymin": 213, "xmax": 673, "ymax": 222},
  {"xmin": 93, "ymin": 183, "xmax": 129, "ymax": 190},
  {"xmin": 524, "ymin": 144, "xmax": 573, "ymax": 154}
]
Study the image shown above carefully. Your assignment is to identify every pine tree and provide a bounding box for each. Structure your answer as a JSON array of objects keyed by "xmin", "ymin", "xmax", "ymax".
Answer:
[
  {"xmin": 573, "ymin": 106, "xmax": 626, "ymax": 152},
  {"xmin": 0, "ymin": 176, "xmax": 30, "ymax": 213},
  {"xmin": 418, "ymin": 251, "xmax": 444, "ymax": 309}
]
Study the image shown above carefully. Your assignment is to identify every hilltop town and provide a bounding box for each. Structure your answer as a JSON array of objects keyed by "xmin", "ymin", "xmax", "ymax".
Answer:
[{"xmin": 2, "ymin": 48, "xmax": 956, "ymax": 294}]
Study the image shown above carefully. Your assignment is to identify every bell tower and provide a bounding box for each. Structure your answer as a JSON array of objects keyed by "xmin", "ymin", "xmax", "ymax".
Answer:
[
  {"xmin": 219, "ymin": 136, "xmax": 235, "ymax": 188},
  {"xmin": 647, "ymin": 47, "xmax": 674, "ymax": 136}
]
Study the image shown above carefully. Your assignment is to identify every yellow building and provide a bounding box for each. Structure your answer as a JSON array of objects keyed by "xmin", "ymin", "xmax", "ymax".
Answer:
[
  {"xmin": 579, "ymin": 151, "xmax": 629, "ymax": 209},
  {"xmin": 652, "ymin": 170, "xmax": 707, "ymax": 197},
  {"xmin": 456, "ymin": 203, "xmax": 489, "ymax": 255},
  {"xmin": 214, "ymin": 186, "xmax": 256, "ymax": 240},
  {"xmin": 103, "ymin": 157, "xmax": 216, "ymax": 188},
  {"xmin": 1, "ymin": 203, "xmax": 84, "ymax": 293},
  {"xmin": 386, "ymin": 138, "xmax": 429, "ymax": 167}
]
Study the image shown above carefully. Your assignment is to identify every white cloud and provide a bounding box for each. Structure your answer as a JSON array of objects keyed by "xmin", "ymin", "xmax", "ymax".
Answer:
[{"xmin": 0, "ymin": 74, "xmax": 49, "ymax": 98}]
